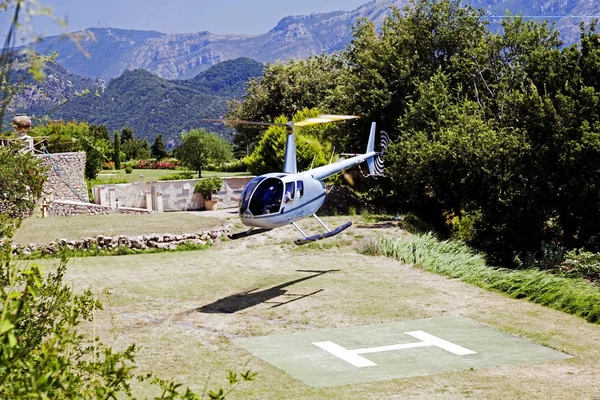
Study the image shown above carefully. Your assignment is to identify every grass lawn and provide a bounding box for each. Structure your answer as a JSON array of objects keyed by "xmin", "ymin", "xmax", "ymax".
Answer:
[
  {"xmin": 97, "ymin": 169, "xmax": 252, "ymax": 183},
  {"xmin": 24, "ymin": 216, "xmax": 600, "ymax": 399},
  {"xmin": 14, "ymin": 211, "xmax": 234, "ymax": 244}
]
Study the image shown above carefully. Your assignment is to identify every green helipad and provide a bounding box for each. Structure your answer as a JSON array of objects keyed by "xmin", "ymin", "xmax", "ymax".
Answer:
[{"xmin": 234, "ymin": 316, "xmax": 570, "ymax": 387}]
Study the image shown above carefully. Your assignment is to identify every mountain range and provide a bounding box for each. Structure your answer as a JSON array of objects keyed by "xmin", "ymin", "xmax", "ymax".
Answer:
[
  {"xmin": 9, "ymin": 57, "xmax": 263, "ymax": 142},
  {"xmin": 8, "ymin": 0, "xmax": 599, "ymax": 143},
  {"xmin": 30, "ymin": 0, "xmax": 598, "ymax": 81}
]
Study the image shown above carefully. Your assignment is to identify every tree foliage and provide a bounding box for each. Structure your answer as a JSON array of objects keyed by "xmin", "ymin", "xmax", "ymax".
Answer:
[
  {"xmin": 175, "ymin": 128, "xmax": 233, "ymax": 177},
  {"xmin": 227, "ymin": 55, "xmax": 351, "ymax": 153},
  {"xmin": 151, "ymin": 133, "xmax": 167, "ymax": 160},
  {"xmin": 0, "ymin": 145, "xmax": 47, "ymax": 239},
  {"xmin": 229, "ymin": 0, "xmax": 600, "ymax": 264},
  {"xmin": 113, "ymin": 130, "xmax": 121, "ymax": 169},
  {"xmin": 245, "ymin": 108, "xmax": 334, "ymax": 175}
]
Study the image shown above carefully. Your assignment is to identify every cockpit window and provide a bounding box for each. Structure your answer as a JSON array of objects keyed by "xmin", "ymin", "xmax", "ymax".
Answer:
[
  {"xmin": 248, "ymin": 177, "xmax": 284, "ymax": 216},
  {"xmin": 284, "ymin": 182, "xmax": 295, "ymax": 203},
  {"xmin": 240, "ymin": 176, "xmax": 265, "ymax": 212},
  {"xmin": 296, "ymin": 180, "xmax": 304, "ymax": 199}
]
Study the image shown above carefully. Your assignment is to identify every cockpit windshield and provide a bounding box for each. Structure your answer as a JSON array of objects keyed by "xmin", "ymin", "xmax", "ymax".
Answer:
[
  {"xmin": 240, "ymin": 176, "xmax": 266, "ymax": 212},
  {"xmin": 248, "ymin": 177, "xmax": 284, "ymax": 216}
]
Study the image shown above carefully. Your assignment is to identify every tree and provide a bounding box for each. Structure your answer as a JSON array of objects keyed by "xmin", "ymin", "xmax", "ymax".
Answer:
[
  {"xmin": 245, "ymin": 109, "xmax": 334, "ymax": 176},
  {"xmin": 122, "ymin": 138, "xmax": 150, "ymax": 161},
  {"xmin": 120, "ymin": 126, "xmax": 134, "ymax": 144},
  {"xmin": 175, "ymin": 129, "xmax": 233, "ymax": 177},
  {"xmin": 151, "ymin": 133, "xmax": 167, "ymax": 160},
  {"xmin": 0, "ymin": 145, "xmax": 47, "ymax": 240},
  {"xmin": 90, "ymin": 123, "xmax": 110, "ymax": 141},
  {"xmin": 227, "ymin": 54, "xmax": 351, "ymax": 152},
  {"xmin": 113, "ymin": 130, "xmax": 121, "ymax": 169}
]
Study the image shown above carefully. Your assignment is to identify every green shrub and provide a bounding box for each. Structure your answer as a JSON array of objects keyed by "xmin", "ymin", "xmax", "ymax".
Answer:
[
  {"xmin": 558, "ymin": 250, "xmax": 600, "ymax": 285},
  {"xmin": 205, "ymin": 158, "xmax": 248, "ymax": 173},
  {"xmin": 158, "ymin": 171, "xmax": 194, "ymax": 181},
  {"xmin": 125, "ymin": 166, "xmax": 133, "ymax": 174},
  {"xmin": 194, "ymin": 177, "xmax": 223, "ymax": 200}
]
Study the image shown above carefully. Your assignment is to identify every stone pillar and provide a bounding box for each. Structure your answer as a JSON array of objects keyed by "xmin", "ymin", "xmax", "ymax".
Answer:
[
  {"xmin": 109, "ymin": 188, "xmax": 117, "ymax": 208},
  {"xmin": 98, "ymin": 186, "xmax": 108, "ymax": 205},
  {"xmin": 145, "ymin": 192, "xmax": 153, "ymax": 211},
  {"xmin": 155, "ymin": 192, "xmax": 163, "ymax": 213}
]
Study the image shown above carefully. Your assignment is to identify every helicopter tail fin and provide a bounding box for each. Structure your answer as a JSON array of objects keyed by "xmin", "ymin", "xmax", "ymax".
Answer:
[
  {"xmin": 366, "ymin": 124, "xmax": 390, "ymax": 177},
  {"xmin": 283, "ymin": 132, "xmax": 297, "ymax": 174},
  {"xmin": 366, "ymin": 122, "xmax": 376, "ymax": 175}
]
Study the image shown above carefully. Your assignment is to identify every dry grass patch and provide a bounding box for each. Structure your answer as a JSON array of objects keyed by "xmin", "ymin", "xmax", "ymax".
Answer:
[{"xmin": 24, "ymin": 218, "xmax": 600, "ymax": 399}]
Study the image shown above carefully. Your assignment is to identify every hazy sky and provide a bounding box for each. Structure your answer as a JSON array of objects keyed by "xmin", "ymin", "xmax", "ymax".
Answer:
[{"xmin": 13, "ymin": 0, "xmax": 371, "ymax": 39}]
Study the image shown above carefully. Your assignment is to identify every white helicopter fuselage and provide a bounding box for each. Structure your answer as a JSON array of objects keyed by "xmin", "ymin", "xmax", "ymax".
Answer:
[
  {"xmin": 237, "ymin": 121, "xmax": 382, "ymax": 230},
  {"xmin": 238, "ymin": 172, "xmax": 327, "ymax": 229}
]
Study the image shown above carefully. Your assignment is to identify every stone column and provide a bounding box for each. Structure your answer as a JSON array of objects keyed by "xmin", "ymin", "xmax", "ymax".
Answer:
[
  {"xmin": 145, "ymin": 192, "xmax": 153, "ymax": 211},
  {"xmin": 109, "ymin": 188, "xmax": 117, "ymax": 208}
]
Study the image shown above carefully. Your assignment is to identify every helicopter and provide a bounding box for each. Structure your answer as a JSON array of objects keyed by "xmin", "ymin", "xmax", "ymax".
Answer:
[{"xmin": 220, "ymin": 115, "xmax": 390, "ymax": 245}]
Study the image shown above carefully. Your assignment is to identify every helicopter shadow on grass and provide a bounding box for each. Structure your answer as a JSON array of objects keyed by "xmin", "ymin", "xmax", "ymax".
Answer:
[{"xmin": 196, "ymin": 269, "xmax": 339, "ymax": 314}]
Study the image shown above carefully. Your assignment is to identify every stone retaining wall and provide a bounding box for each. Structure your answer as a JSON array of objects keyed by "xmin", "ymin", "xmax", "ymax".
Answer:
[
  {"xmin": 48, "ymin": 200, "xmax": 153, "ymax": 216},
  {"xmin": 13, "ymin": 224, "xmax": 232, "ymax": 257}
]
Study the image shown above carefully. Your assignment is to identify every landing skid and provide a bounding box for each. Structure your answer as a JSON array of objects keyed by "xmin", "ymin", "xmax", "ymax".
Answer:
[
  {"xmin": 228, "ymin": 227, "xmax": 272, "ymax": 240},
  {"xmin": 293, "ymin": 215, "xmax": 352, "ymax": 245}
]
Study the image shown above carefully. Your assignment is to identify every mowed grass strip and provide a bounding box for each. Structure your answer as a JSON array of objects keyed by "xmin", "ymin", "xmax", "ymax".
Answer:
[
  {"xmin": 14, "ymin": 212, "xmax": 230, "ymax": 244},
  {"xmin": 360, "ymin": 233, "xmax": 600, "ymax": 323}
]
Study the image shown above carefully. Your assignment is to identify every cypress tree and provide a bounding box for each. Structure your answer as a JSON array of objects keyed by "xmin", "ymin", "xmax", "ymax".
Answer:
[
  {"xmin": 151, "ymin": 134, "xmax": 167, "ymax": 160},
  {"xmin": 113, "ymin": 130, "xmax": 121, "ymax": 170}
]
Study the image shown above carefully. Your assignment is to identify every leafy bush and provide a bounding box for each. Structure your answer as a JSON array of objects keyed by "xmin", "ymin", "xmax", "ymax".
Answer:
[
  {"xmin": 125, "ymin": 166, "xmax": 133, "ymax": 174},
  {"xmin": 558, "ymin": 250, "xmax": 600, "ymax": 285},
  {"xmin": 205, "ymin": 158, "xmax": 248, "ymax": 173},
  {"xmin": 123, "ymin": 160, "xmax": 137, "ymax": 169},
  {"xmin": 194, "ymin": 177, "xmax": 223, "ymax": 200},
  {"xmin": 158, "ymin": 171, "xmax": 194, "ymax": 181},
  {"xmin": 153, "ymin": 160, "xmax": 178, "ymax": 169},
  {"xmin": 101, "ymin": 161, "xmax": 115, "ymax": 170},
  {"xmin": 136, "ymin": 159, "xmax": 153, "ymax": 169}
]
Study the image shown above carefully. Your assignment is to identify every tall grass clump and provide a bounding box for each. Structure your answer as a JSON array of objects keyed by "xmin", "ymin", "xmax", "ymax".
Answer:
[{"xmin": 360, "ymin": 233, "xmax": 600, "ymax": 323}]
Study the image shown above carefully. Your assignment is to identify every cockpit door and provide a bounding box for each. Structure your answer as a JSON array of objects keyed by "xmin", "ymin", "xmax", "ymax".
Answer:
[{"xmin": 248, "ymin": 177, "xmax": 284, "ymax": 216}]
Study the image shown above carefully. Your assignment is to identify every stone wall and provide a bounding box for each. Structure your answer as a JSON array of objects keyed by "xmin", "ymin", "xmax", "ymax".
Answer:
[
  {"xmin": 39, "ymin": 152, "xmax": 88, "ymax": 202},
  {"xmin": 92, "ymin": 176, "xmax": 253, "ymax": 212},
  {"xmin": 48, "ymin": 200, "xmax": 153, "ymax": 216},
  {"xmin": 12, "ymin": 224, "xmax": 232, "ymax": 257}
]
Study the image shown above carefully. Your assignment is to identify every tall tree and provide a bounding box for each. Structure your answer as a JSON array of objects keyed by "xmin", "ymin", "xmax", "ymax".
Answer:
[
  {"xmin": 151, "ymin": 134, "xmax": 167, "ymax": 160},
  {"xmin": 120, "ymin": 126, "xmax": 134, "ymax": 144},
  {"xmin": 175, "ymin": 129, "xmax": 232, "ymax": 177},
  {"xmin": 113, "ymin": 130, "xmax": 121, "ymax": 170}
]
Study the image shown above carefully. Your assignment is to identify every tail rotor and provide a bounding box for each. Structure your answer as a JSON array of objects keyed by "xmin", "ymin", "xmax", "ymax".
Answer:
[{"xmin": 373, "ymin": 130, "xmax": 389, "ymax": 176}]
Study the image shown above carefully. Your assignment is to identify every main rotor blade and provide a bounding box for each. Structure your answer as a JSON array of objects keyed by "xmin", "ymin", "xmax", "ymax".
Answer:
[
  {"xmin": 202, "ymin": 114, "xmax": 359, "ymax": 128},
  {"xmin": 293, "ymin": 115, "xmax": 360, "ymax": 127},
  {"xmin": 201, "ymin": 119, "xmax": 291, "ymax": 128}
]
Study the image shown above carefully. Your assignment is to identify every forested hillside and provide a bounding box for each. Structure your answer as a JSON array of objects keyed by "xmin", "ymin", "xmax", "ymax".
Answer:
[
  {"xmin": 30, "ymin": 58, "xmax": 264, "ymax": 143},
  {"xmin": 228, "ymin": 0, "xmax": 600, "ymax": 265}
]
